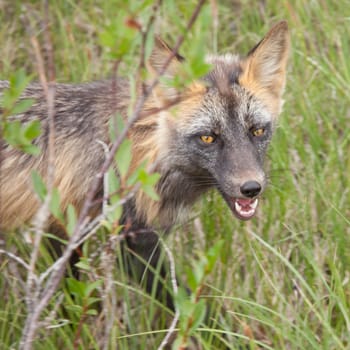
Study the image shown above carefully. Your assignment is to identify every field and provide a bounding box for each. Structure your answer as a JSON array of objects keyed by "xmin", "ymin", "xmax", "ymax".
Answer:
[{"xmin": 0, "ymin": 0, "xmax": 349, "ymax": 349}]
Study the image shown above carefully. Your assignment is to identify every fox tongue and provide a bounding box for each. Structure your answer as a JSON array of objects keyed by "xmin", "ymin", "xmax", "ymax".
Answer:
[
  {"xmin": 233, "ymin": 198, "xmax": 259, "ymax": 220},
  {"xmin": 236, "ymin": 198, "xmax": 255, "ymax": 207}
]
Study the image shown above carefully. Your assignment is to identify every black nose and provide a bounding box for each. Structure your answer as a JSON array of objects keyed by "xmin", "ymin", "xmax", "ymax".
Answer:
[{"xmin": 240, "ymin": 181, "xmax": 262, "ymax": 198}]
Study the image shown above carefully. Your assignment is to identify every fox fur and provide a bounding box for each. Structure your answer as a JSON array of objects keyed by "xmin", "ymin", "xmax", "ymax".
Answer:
[{"xmin": 0, "ymin": 22, "xmax": 289, "ymax": 242}]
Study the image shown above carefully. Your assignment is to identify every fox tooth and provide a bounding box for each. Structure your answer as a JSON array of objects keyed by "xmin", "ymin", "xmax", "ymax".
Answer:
[
  {"xmin": 251, "ymin": 198, "xmax": 258, "ymax": 209},
  {"xmin": 235, "ymin": 201, "xmax": 242, "ymax": 212}
]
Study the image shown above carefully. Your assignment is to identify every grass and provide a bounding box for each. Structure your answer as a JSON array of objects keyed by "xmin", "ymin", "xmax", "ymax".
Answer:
[{"xmin": 1, "ymin": 0, "xmax": 350, "ymax": 349}]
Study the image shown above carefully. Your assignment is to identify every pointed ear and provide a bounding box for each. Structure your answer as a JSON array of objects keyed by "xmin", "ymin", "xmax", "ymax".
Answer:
[
  {"xmin": 147, "ymin": 37, "xmax": 184, "ymax": 104},
  {"xmin": 148, "ymin": 36, "xmax": 184, "ymax": 74},
  {"xmin": 239, "ymin": 21, "xmax": 290, "ymax": 117}
]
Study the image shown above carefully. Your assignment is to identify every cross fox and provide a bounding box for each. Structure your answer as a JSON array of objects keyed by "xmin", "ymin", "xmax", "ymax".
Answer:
[{"xmin": 0, "ymin": 22, "xmax": 289, "ymax": 304}]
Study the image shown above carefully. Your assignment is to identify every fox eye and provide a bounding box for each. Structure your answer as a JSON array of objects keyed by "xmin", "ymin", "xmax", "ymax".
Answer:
[
  {"xmin": 200, "ymin": 135, "xmax": 216, "ymax": 144},
  {"xmin": 251, "ymin": 128, "xmax": 265, "ymax": 137}
]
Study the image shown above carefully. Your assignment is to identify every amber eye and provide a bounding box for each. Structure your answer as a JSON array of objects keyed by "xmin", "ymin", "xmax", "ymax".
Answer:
[
  {"xmin": 200, "ymin": 135, "xmax": 216, "ymax": 144},
  {"xmin": 252, "ymin": 128, "xmax": 265, "ymax": 137}
]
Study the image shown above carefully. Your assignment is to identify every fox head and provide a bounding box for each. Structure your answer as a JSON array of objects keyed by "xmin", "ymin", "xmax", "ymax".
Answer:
[{"xmin": 132, "ymin": 22, "xmax": 290, "ymax": 228}]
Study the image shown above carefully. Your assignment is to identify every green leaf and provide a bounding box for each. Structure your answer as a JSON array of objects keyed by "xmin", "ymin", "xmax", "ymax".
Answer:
[
  {"xmin": 206, "ymin": 239, "xmax": 224, "ymax": 272},
  {"xmin": 107, "ymin": 168, "xmax": 120, "ymax": 204},
  {"xmin": 66, "ymin": 278, "xmax": 85, "ymax": 298},
  {"xmin": 43, "ymin": 232, "xmax": 68, "ymax": 245},
  {"xmin": 171, "ymin": 337, "xmax": 184, "ymax": 349},
  {"xmin": 1, "ymin": 69, "xmax": 32, "ymax": 112},
  {"xmin": 31, "ymin": 171, "xmax": 47, "ymax": 202},
  {"xmin": 23, "ymin": 119, "xmax": 41, "ymax": 140},
  {"xmin": 146, "ymin": 172, "xmax": 161, "ymax": 186},
  {"xmin": 3, "ymin": 120, "xmax": 21, "ymax": 141},
  {"xmin": 141, "ymin": 183, "xmax": 159, "ymax": 200},
  {"xmin": 11, "ymin": 98, "xmax": 34, "ymax": 115},
  {"xmin": 85, "ymin": 280, "xmax": 103, "ymax": 297},
  {"xmin": 188, "ymin": 299, "xmax": 206, "ymax": 335},
  {"xmin": 74, "ymin": 260, "xmax": 90, "ymax": 271},
  {"xmin": 126, "ymin": 161, "xmax": 146, "ymax": 186},
  {"xmin": 99, "ymin": 17, "xmax": 139, "ymax": 59},
  {"xmin": 193, "ymin": 259, "xmax": 206, "ymax": 285},
  {"xmin": 49, "ymin": 188, "xmax": 64, "ymax": 223},
  {"xmin": 86, "ymin": 309, "xmax": 98, "ymax": 316},
  {"xmin": 175, "ymin": 287, "xmax": 193, "ymax": 320},
  {"xmin": 99, "ymin": 25, "xmax": 117, "ymax": 48},
  {"xmin": 10, "ymin": 68, "xmax": 32, "ymax": 93},
  {"xmin": 86, "ymin": 297, "xmax": 101, "ymax": 307},
  {"xmin": 144, "ymin": 30, "xmax": 155, "ymax": 61},
  {"xmin": 131, "ymin": 0, "xmax": 153, "ymax": 12},
  {"xmin": 66, "ymin": 204, "xmax": 77, "ymax": 236},
  {"xmin": 174, "ymin": 286, "xmax": 187, "ymax": 306},
  {"xmin": 115, "ymin": 139, "xmax": 132, "ymax": 178},
  {"xmin": 107, "ymin": 203, "xmax": 123, "ymax": 223},
  {"xmin": 179, "ymin": 301, "xmax": 195, "ymax": 326},
  {"xmin": 107, "ymin": 168, "xmax": 119, "ymax": 192},
  {"xmin": 126, "ymin": 167, "xmax": 160, "ymax": 200},
  {"xmin": 21, "ymin": 144, "xmax": 41, "ymax": 156},
  {"xmin": 3, "ymin": 119, "xmax": 41, "ymax": 155},
  {"xmin": 186, "ymin": 267, "xmax": 197, "ymax": 292},
  {"xmin": 109, "ymin": 113, "xmax": 125, "ymax": 142},
  {"xmin": 65, "ymin": 304, "xmax": 83, "ymax": 314},
  {"xmin": 101, "ymin": 220, "xmax": 112, "ymax": 231}
]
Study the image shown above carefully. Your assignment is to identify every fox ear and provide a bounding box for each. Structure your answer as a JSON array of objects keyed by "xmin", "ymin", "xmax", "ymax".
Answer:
[
  {"xmin": 148, "ymin": 37, "xmax": 184, "ymax": 74},
  {"xmin": 147, "ymin": 37, "xmax": 184, "ymax": 104},
  {"xmin": 239, "ymin": 21, "xmax": 290, "ymax": 116}
]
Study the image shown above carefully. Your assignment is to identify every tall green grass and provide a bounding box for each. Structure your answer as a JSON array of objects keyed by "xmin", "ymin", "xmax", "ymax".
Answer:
[{"xmin": 1, "ymin": 0, "xmax": 349, "ymax": 349}]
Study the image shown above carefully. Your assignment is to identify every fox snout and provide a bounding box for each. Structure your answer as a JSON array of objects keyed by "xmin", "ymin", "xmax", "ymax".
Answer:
[{"xmin": 218, "ymin": 171, "xmax": 266, "ymax": 220}]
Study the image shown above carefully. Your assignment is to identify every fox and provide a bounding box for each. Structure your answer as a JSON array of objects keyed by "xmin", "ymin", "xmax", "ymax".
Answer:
[{"xmin": 0, "ymin": 22, "xmax": 289, "ymax": 306}]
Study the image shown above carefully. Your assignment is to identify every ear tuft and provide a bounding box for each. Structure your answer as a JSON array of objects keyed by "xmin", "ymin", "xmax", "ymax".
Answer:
[
  {"xmin": 147, "ymin": 37, "xmax": 185, "ymax": 105},
  {"xmin": 239, "ymin": 21, "xmax": 290, "ymax": 116}
]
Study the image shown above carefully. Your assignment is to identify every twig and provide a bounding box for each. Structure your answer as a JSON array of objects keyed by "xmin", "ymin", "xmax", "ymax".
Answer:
[
  {"xmin": 96, "ymin": 140, "xmax": 111, "ymax": 214},
  {"xmin": 41, "ymin": 293, "xmax": 65, "ymax": 329},
  {"xmin": 42, "ymin": 0, "xmax": 55, "ymax": 82},
  {"xmin": 74, "ymin": 0, "xmax": 207, "ymax": 242},
  {"xmin": 20, "ymin": 1, "xmax": 56, "ymax": 348},
  {"xmin": 0, "ymin": 249, "xmax": 32, "ymax": 272},
  {"xmin": 209, "ymin": 0, "xmax": 218, "ymax": 53},
  {"xmin": 19, "ymin": 0, "xmax": 207, "ymax": 348},
  {"xmin": 157, "ymin": 237, "xmax": 180, "ymax": 350},
  {"xmin": 100, "ymin": 235, "xmax": 119, "ymax": 350},
  {"xmin": 138, "ymin": 0, "xmax": 163, "ymax": 95}
]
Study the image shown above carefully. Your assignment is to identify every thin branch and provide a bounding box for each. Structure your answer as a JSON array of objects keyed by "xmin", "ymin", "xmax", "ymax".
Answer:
[
  {"xmin": 74, "ymin": 0, "xmax": 207, "ymax": 243},
  {"xmin": 19, "ymin": 0, "xmax": 207, "ymax": 348},
  {"xmin": 157, "ymin": 237, "xmax": 180, "ymax": 350},
  {"xmin": 138, "ymin": 0, "xmax": 163, "ymax": 95},
  {"xmin": 0, "ymin": 249, "xmax": 32, "ymax": 272},
  {"xmin": 209, "ymin": 0, "xmax": 218, "ymax": 53},
  {"xmin": 100, "ymin": 235, "xmax": 119, "ymax": 350},
  {"xmin": 42, "ymin": 0, "xmax": 56, "ymax": 82},
  {"xmin": 20, "ymin": 0, "xmax": 56, "ymax": 348},
  {"xmin": 96, "ymin": 140, "xmax": 111, "ymax": 214}
]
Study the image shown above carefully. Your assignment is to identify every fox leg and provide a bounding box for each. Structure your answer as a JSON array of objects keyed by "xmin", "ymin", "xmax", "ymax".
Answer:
[{"xmin": 121, "ymin": 228, "xmax": 175, "ymax": 311}]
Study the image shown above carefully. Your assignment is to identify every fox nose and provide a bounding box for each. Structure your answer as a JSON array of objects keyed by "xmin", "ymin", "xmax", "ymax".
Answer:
[{"xmin": 240, "ymin": 181, "xmax": 262, "ymax": 198}]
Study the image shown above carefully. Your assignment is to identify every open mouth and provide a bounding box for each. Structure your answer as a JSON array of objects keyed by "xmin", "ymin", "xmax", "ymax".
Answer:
[{"xmin": 224, "ymin": 196, "xmax": 259, "ymax": 220}]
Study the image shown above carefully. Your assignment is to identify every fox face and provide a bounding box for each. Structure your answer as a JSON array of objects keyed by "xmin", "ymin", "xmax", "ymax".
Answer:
[
  {"xmin": 167, "ymin": 84, "xmax": 271, "ymax": 220},
  {"xmin": 134, "ymin": 21, "xmax": 289, "ymax": 227}
]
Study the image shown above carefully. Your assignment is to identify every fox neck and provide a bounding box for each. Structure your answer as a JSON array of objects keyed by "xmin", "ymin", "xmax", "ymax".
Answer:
[{"xmin": 131, "ymin": 165, "xmax": 211, "ymax": 232}]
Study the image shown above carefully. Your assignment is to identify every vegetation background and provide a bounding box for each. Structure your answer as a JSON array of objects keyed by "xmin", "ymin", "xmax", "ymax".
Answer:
[{"xmin": 0, "ymin": 0, "xmax": 349, "ymax": 349}]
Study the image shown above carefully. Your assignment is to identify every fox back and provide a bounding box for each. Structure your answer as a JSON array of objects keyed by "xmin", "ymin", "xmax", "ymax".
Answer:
[{"xmin": 0, "ymin": 22, "xmax": 289, "ymax": 232}]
